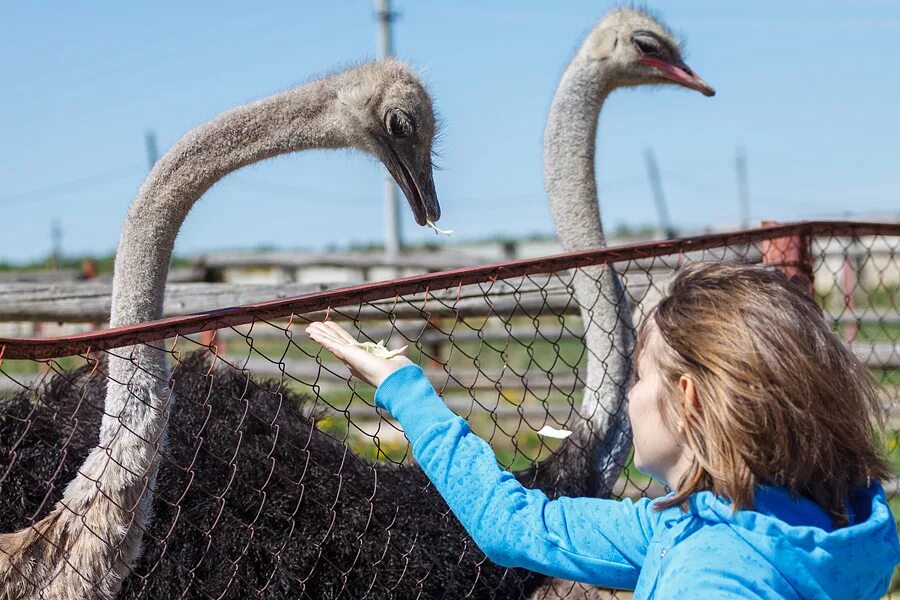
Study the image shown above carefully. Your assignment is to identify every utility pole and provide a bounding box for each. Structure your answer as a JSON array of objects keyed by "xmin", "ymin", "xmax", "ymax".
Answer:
[
  {"xmin": 375, "ymin": 0, "xmax": 402, "ymax": 259},
  {"xmin": 735, "ymin": 146, "xmax": 750, "ymax": 229},
  {"xmin": 49, "ymin": 219, "xmax": 62, "ymax": 270},
  {"xmin": 145, "ymin": 130, "xmax": 176, "ymax": 273},
  {"xmin": 643, "ymin": 148, "xmax": 676, "ymax": 239},
  {"xmin": 145, "ymin": 130, "xmax": 159, "ymax": 171}
]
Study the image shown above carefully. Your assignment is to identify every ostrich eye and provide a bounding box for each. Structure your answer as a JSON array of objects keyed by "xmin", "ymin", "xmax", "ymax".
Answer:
[
  {"xmin": 385, "ymin": 108, "xmax": 414, "ymax": 139},
  {"xmin": 633, "ymin": 35, "xmax": 662, "ymax": 56}
]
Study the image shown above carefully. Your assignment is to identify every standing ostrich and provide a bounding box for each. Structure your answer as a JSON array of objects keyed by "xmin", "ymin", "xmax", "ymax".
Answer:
[
  {"xmin": 526, "ymin": 8, "xmax": 715, "ymax": 497},
  {"xmin": 0, "ymin": 9, "xmax": 714, "ymax": 600},
  {"xmin": 528, "ymin": 8, "xmax": 714, "ymax": 599},
  {"xmin": 0, "ymin": 59, "xmax": 440, "ymax": 600}
]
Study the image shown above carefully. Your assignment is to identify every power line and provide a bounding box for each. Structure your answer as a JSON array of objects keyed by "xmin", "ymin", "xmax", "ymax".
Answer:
[
  {"xmin": 735, "ymin": 146, "xmax": 750, "ymax": 228},
  {"xmin": 0, "ymin": 164, "xmax": 142, "ymax": 205},
  {"xmin": 50, "ymin": 219, "xmax": 62, "ymax": 270},
  {"xmin": 145, "ymin": 131, "xmax": 159, "ymax": 170}
]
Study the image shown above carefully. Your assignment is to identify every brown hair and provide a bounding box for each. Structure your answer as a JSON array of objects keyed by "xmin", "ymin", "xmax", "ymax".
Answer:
[{"xmin": 641, "ymin": 262, "xmax": 890, "ymax": 525}]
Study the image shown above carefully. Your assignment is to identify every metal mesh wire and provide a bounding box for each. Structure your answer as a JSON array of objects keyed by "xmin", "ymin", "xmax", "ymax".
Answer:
[{"xmin": 0, "ymin": 222, "xmax": 897, "ymax": 599}]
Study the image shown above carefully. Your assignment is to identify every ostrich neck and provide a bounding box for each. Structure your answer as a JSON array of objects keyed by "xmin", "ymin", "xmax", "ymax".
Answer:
[
  {"xmin": 544, "ymin": 57, "xmax": 613, "ymax": 252},
  {"xmin": 40, "ymin": 79, "xmax": 351, "ymax": 598},
  {"xmin": 540, "ymin": 54, "xmax": 635, "ymax": 498},
  {"xmin": 110, "ymin": 82, "xmax": 343, "ymax": 328},
  {"xmin": 103, "ymin": 78, "xmax": 347, "ymax": 454}
]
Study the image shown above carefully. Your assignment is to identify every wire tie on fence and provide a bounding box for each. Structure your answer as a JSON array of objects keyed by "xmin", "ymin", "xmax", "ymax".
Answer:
[
  {"xmin": 0, "ymin": 344, "xmax": 5, "ymax": 368},
  {"xmin": 285, "ymin": 312, "xmax": 295, "ymax": 336},
  {"xmin": 86, "ymin": 350, "xmax": 101, "ymax": 378},
  {"xmin": 324, "ymin": 306, "xmax": 332, "ymax": 322},
  {"xmin": 207, "ymin": 343, "xmax": 221, "ymax": 375}
]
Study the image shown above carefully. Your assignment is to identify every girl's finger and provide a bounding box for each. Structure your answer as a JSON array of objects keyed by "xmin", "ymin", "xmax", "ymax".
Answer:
[
  {"xmin": 307, "ymin": 321, "xmax": 353, "ymax": 347},
  {"xmin": 322, "ymin": 321, "xmax": 358, "ymax": 345},
  {"xmin": 305, "ymin": 325, "xmax": 347, "ymax": 356},
  {"xmin": 305, "ymin": 323, "xmax": 329, "ymax": 342},
  {"xmin": 306, "ymin": 322, "xmax": 343, "ymax": 342}
]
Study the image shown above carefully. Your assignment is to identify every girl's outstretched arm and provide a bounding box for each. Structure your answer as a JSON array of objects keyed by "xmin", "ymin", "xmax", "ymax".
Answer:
[{"xmin": 306, "ymin": 321, "xmax": 657, "ymax": 589}]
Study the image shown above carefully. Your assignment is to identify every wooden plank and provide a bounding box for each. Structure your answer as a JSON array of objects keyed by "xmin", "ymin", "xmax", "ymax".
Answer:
[
  {"xmin": 0, "ymin": 275, "xmax": 654, "ymax": 323},
  {"xmin": 0, "ymin": 244, "xmax": 765, "ymax": 324},
  {"xmin": 7, "ymin": 339, "xmax": 892, "ymax": 394},
  {"xmin": 0, "ymin": 282, "xmax": 351, "ymax": 322},
  {"xmin": 217, "ymin": 354, "xmax": 584, "ymax": 394},
  {"xmin": 215, "ymin": 317, "xmax": 900, "ymax": 347}
]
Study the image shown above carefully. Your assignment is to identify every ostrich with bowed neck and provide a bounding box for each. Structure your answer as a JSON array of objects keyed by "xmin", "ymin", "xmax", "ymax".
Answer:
[{"xmin": 0, "ymin": 60, "xmax": 440, "ymax": 600}]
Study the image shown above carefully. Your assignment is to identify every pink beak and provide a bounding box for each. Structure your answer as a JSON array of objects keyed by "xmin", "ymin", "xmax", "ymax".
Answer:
[{"xmin": 639, "ymin": 56, "xmax": 716, "ymax": 97}]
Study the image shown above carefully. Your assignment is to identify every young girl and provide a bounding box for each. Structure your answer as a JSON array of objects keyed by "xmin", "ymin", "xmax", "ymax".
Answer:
[{"xmin": 306, "ymin": 262, "xmax": 900, "ymax": 598}]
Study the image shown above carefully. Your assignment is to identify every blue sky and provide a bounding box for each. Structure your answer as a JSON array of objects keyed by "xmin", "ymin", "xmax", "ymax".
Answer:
[{"xmin": 2, "ymin": 1, "xmax": 898, "ymax": 263}]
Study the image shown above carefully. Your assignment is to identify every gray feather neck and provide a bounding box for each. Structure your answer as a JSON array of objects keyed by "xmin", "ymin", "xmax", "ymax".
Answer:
[
  {"xmin": 544, "ymin": 56, "xmax": 613, "ymax": 252},
  {"xmin": 111, "ymin": 80, "xmax": 344, "ymax": 328},
  {"xmin": 62, "ymin": 77, "xmax": 349, "ymax": 585},
  {"xmin": 542, "ymin": 53, "xmax": 635, "ymax": 497},
  {"xmin": 102, "ymin": 76, "xmax": 348, "ymax": 456}
]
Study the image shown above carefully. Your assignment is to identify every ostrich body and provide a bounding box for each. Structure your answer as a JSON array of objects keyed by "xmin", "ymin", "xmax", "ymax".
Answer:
[{"xmin": 0, "ymin": 59, "xmax": 439, "ymax": 600}]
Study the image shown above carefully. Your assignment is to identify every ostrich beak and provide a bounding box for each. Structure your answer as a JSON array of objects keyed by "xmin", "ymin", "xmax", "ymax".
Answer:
[
  {"xmin": 640, "ymin": 56, "xmax": 716, "ymax": 97},
  {"xmin": 378, "ymin": 140, "xmax": 440, "ymax": 226}
]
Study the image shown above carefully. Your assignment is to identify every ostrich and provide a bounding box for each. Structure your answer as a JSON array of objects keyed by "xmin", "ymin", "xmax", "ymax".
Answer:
[
  {"xmin": 0, "ymin": 8, "xmax": 714, "ymax": 600},
  {"xmin": 522, "ymin": 7, "xmax": 715, "ymax": 499},
  {"xmin": 529, "ymin": 9, "xmax": 714, "ymax": 598},
  {"xmin": 0, "ymin": 59, "xmax": 440, "ymax": 600}
]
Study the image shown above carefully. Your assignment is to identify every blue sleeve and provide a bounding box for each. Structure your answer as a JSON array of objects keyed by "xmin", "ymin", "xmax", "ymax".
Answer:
[{"xmin": 374, "ymin": 364, "xmax": 657, "ymax": 589}]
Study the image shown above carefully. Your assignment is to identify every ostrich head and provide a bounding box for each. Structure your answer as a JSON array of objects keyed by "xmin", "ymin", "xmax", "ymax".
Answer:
[
  {"xmin": 581, "ymin": 7, "xmax": 715, "ymax": 97},
  {"xmin": 336, "ymin": 60, "xmax": 440, "ymax": 225}
]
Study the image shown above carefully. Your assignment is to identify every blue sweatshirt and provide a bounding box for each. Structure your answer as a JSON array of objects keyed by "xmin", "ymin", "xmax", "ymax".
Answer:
[{"xmin": 374, "ymin": 365, "xmax": 900, "ymax": 599}]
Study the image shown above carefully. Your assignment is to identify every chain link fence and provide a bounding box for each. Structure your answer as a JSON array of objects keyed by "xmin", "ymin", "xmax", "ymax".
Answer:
[{"xmin": 0, "ymin": 221, "xmax": 897, "ymax": 598}]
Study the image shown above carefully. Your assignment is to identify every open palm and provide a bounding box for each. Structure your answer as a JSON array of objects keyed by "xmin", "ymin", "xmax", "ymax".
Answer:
[{"xmin": 305, "ymin": 321, "xmax": 413, "ymax": 388}]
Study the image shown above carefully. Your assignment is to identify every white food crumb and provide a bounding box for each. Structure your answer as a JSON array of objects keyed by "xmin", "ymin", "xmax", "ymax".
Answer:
[
  {"xmin": 536, "ymin": 425, "xmax": 573, "ymax": 439},
  {"xmin": 426, "ymin": 220, "xmax": 454, "ymax": 236},
  {"xmin": 350, "ymin": 340, "xmax": 408, "ymax": 359}
]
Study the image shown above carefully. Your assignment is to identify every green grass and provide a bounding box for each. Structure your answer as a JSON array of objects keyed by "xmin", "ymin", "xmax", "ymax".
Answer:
[
  {"xmin": 876, "ymin": 370, "xmax": 900, "ymax": 387},
  {"xmin": 0, "ymin": 253, "xmax": 194, "ymax": 275},
  {"xmin": 819, "ymin": 284, "xmax": 899, "ymax": 313},
  {"xmin": 832, "ymin": 321, "xmax": 900, "ymax": 344},
  {"xmin": 0, "ymin": 356, "xmax": 90, "ymax": 378}
]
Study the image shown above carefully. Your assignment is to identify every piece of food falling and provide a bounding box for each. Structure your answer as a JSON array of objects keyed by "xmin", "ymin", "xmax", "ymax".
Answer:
[
  {"xmin": 536, "ymin": 425, "xmax": 573, "ymax": 439},
  {"xmin": 350, "ymin": 340, "xmax": 408, "ymax": 359},
  {"xmin": 426, "ymin": 219, "xmax": 454, "ymax": 236}
]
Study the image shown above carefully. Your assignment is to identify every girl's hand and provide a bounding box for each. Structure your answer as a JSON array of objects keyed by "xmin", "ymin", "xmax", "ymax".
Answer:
[{"xmin": 305, "ymin": 321, "xmax": 413, "ymax": 388}]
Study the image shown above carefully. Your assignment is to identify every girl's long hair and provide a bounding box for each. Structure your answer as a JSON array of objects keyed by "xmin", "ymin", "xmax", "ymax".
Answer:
[{"xmin": 643, "ymin": 262, "xmax": 890, "ymax": 525}]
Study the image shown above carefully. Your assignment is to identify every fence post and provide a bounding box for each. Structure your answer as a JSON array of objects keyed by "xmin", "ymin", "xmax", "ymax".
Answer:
[
  {"xmin": 761, "ymin": 220, "xmax": 814, "ymax": 296},
  {"xmin": 840, "ymin": 237, "xmax": 861, "ymax": 342},
  {"xmin": 199, "ymin": 329, "xmax": 220, "ymax": 353}
]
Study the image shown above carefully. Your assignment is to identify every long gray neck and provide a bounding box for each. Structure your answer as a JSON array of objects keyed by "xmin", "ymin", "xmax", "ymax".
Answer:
[
  {"xmin": 111, "ymin": 80, "xmax": 345, "ymax": 327},
  {"xmin": 535, "ymin": 53, "xmax": 635, "ymax": 498},
  {"xmin": 544, "ymin": 57, "xmax": 612, "ymax": 251},
  {"xmin": 56, "ymin": 77, "xmax": 348, "ymax": 596}
]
